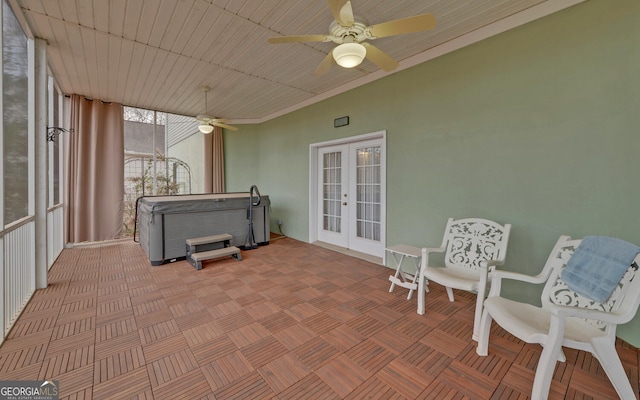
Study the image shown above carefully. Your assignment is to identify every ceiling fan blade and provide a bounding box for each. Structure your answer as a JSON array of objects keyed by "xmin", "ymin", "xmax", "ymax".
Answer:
[
  {"xmin": 362, "ymin": 43, "xmax": 399, "ymax": 71},
  {"xmin": 268, "ymin": 34, "xmax": 330, "ymax": 44},
  {"xmin": 314, "ymin": 52, "xmax": 335, "ymax": 76},
  {"xmin": 328, "ymin": 0, "xmax": 354, "ymax": 27},
  {"xmin": 368, "ymin": 13, "xmax": 436, "ymax": 38},
  {"xmin": 212, "ymin": 121, "xmax": 239, "ymax": 132},
  {"xmin": 196, "ymin": 114, "xmax": 213, "ymax": 123}
]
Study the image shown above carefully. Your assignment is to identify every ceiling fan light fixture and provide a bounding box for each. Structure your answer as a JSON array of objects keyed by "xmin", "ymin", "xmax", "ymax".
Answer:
[
  {"xmin": 198, "ymin": 123, "xmax": 214, "ymax": 134},
  {"xmin": 333, "ymin": 43, "xmax": 366, "ymax": 68}
]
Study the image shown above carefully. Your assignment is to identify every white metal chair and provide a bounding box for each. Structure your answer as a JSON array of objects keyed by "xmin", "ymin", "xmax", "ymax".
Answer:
[
  {"xmin": 476, "ymin": 235, "xmax": 640, "ymax": 400},
  {"xmin": 417, "ymin": 217, "xmax": 511, "ymax": 341}
]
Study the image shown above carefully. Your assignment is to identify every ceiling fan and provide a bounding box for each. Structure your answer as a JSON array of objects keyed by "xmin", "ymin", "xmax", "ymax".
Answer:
[
  {"xmin": 196, "ymin": 86, "xmax": 238, "ymax": 133},
  {"xmin": 268, "ymin": 0, "xmax": 436, "ymax": 75}
]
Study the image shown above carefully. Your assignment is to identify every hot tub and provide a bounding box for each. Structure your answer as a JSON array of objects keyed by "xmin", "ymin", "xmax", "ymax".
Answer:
[{"xmin": 136, "ymin": 192, "xmax": 270, "ymax": 265}]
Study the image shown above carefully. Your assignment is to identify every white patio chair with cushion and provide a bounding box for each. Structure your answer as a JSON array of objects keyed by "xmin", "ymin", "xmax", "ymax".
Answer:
[
  {"xmin": 476, "ymin": 235, "xmax": 640, "ymax": 400},
  {"xmin": 417, "ymin": 217, "xmax": 511, "ymax": 341}
]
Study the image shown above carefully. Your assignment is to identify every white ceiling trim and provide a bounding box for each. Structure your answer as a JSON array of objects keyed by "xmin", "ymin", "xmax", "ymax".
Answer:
[{"xmin": 236, "ymin": 0, "xmax": 587, "ymax": 125}]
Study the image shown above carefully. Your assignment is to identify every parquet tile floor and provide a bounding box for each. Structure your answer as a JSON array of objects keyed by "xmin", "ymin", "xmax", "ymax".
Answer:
[{"xmin": 1, "ymin": 238, "xmax": 639, "ymax": 399}]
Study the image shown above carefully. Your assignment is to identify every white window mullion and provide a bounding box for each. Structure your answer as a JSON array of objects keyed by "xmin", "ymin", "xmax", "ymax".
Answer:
[
  {"xmin": 47, "ymin": 76, "xmax": 53, "ymax": 208},
  {"xmin": 0, "ymin": 0, "xmax": 5, "ymax": 343},
  {"xmin": 33, "ymin": 37, "xmax": 47, "ymax": 289},
  {"xmin": 27, "ymin": 37, "xmax": 35, "ymax": 217}
]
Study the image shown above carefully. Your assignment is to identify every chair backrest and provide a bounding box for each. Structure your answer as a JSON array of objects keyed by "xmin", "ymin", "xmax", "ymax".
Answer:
[
  {"xmin": 541, "ymin": 236, "xmax": 640, "ymax": 332},
  {"xmin": 442, "ymin": 218, "xmax": 511, "ymax": 271}
]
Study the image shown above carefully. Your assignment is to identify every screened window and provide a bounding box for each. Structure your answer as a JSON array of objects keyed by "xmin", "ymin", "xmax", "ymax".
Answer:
[
  {"xmin": 51, "ymin": 85, "xmax": 60, "ymax": 205},
  {"xmin": 2, "ymin": 0, "xmax": 29, "ymax": 225},
  {"xmin": 122, "ymin": 107, "xmax": 193, "ymax": 237}
]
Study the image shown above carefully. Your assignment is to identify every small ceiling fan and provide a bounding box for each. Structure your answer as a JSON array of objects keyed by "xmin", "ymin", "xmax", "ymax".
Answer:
[
  {"xmin": 196, "ymin": 86, "xmax": 238, "ymax": 133},
  {"xmin": 268, "ymin": 0, "xmax": 436, "ymax": 75}
]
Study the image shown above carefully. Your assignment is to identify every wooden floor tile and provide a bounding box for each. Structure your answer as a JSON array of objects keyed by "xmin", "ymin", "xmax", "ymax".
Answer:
[
  {"xmin": 376, "ymin": 357, "xmax": 435, "ymax": 399},
  {"xmin": 212, "ymin": 370, "xmax": 274, "ymax": 400},
  {"xmin": 315, "ymin": 354, "xmax": 372, "ymax": 398},
  {"xmin": 258, "ymin": 352, "xmax": 312, "ymax": 393},
  {"xmin": 0, "ymin": 238, "xmax": 638, "ymax": 399},
  {"xmin": 276, "ymin": 373, "xmax": 341, "ymax": 400},
  {"xmin": 293, "ymin": 336, "xmax": 340, "ymax": 370}
]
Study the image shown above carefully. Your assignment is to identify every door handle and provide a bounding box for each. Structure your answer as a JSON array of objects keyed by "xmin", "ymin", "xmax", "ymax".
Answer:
[{"xmin": 343, "ymin": 202, "xmax": 348, "ymax": 206}]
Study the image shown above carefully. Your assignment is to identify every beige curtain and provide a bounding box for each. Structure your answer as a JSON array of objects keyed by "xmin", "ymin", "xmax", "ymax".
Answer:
[
  {"xmin": 204, "ymin": 125, "xmax": 225, "ymax": 193},
  {"xmin": 66, "ymin": 95, "xmax": 124, "ymax": 243}
]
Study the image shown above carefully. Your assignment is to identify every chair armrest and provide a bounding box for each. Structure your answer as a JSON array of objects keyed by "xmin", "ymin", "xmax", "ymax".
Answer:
[
  {"xmin": 481, "ymin": 259, "xmax": 505, "ymax": 274},
  {"xmin": 424, "ymin": 246, "xmax": 445, "ymax": 254},
  {"xmin": 487, "ymin": 270, "xmax": 548, "ymax": 297},
  {"xmin": 481, "ymin": 259, "xmax": 504, "ymax": 268},
  {"xmin": 491, "ymin": 270, "xmax": 548, "ymax": 284},
  {"xmin": 418, "ymin": 247, "xmax": 445, "ymax": 275},
  {"xmin": 488, "ymin": 235, "xmax": 577, "ymax": 297},
  {"xmin": 550, "ymin": 304, "xmax": 636, "ymax": 325}
]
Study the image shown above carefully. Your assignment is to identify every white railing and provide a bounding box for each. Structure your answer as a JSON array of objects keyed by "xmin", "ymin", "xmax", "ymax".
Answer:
[
  {"xmin": 47, "ymin": 205, "xmax": 64, "ymax": 268},
  {"xmin": 2, "ymin": 218, "xmax": 36, "ymax": 338}
]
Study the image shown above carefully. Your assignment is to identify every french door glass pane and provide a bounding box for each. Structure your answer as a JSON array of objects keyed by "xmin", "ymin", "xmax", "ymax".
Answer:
[
  {"xmin": 322, "ymin": 151, "xmax": 341, "ymax": 233},
  {"xmin": 355, "ymin": 146, "xmax": 381, "ymax": 241}
]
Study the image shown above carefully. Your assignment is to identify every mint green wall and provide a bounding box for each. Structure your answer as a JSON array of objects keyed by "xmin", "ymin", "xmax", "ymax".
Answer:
[{"xmin": 225, "ymin": 0, "xmax": 640, "ymax": 345}]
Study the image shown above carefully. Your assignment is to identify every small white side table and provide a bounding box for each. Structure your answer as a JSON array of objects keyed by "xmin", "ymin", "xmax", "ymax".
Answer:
[{"xmin": 386, "ymin": 244, "xmax": 423, "ymax": 300}]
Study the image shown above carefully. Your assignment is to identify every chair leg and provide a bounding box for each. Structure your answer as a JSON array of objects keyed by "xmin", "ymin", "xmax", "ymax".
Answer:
[
  {"xmin": 446, "ymin": 287, "xmax": 454, "ymax": 302},
  {"xmin": 475, "ymin": 307, "xmax": 492, "ymax": 356},
  {"xmin": 557, "ymin": 349, "xmax": 566, "ymax": 363},
  {"xmin": 531, "ymin": 319, "xmax": 565, "ymax": 400},
  {"xmin": 417, "ymin": 248, "xmax": 429, "ymax": 315},
  {"xmin": 472, "ymin": 293, "xmax": 484, "ymax": 341},
  {"xmin": 417, "ymin": 273, "xmax": 426, "ymax": 315},
  {"xmin": 590, "ymin": 336, "xmax": 637, "ymax": 400},
  {"xmin": 531, "ymin": 345, "xmax": 562, "ymax": 400}
]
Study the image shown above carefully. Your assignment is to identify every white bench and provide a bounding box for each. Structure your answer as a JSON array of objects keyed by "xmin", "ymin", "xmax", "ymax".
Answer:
[{"xmin": 186, "ymin": 233, "xmax": 241, "ymax": 270}]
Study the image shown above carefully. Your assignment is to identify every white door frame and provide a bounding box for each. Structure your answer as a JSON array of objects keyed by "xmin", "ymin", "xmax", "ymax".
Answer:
[{"xmin": 309, "ymin": 130, "xmax": 386, "ymax": 257}]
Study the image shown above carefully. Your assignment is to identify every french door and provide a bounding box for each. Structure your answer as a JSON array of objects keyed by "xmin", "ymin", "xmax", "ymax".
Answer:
[{"xmin": 316, "ymin": 138, "xmax": 385, "ymax": 258}]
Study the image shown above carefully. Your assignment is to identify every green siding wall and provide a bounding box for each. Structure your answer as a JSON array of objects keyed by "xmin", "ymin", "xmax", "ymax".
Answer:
[{"xmin": 224, "ymin": 0, "xmax": 640, "ymax": 345}]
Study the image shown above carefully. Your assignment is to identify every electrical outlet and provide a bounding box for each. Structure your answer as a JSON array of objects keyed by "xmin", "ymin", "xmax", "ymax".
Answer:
[{"xmin": 277, "ymin": 219, "xmax": 282, "ymax": 225}]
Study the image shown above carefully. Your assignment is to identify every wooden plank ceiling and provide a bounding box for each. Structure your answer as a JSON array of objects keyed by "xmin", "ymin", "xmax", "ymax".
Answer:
[{"xmin": 13, "ymin": 0, "xmax": 581, "ymax": 123}]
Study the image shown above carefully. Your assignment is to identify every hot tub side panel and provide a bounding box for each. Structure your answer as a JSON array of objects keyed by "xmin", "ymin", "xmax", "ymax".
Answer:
[
  {"xmin": 138, "ymin": 205, "xmax": 167, "ymax": 266},
  {"xmin": 162, "ymin": 206, "xmax": 269, "ymax": 258},
  {"xmin": 138, "ymin": 194, "xmax": 270, "ymax": 265}
]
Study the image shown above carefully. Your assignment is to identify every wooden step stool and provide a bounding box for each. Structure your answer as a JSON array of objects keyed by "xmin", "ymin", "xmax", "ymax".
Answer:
[{"xmin": 186, "ymin": 233, "xmax": 242, "ymax": 270}]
